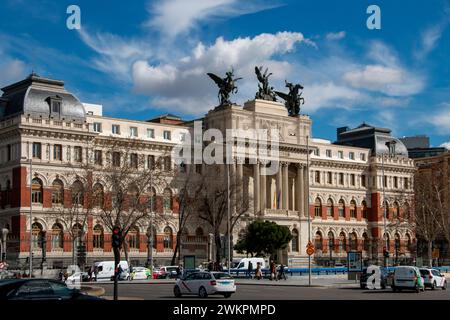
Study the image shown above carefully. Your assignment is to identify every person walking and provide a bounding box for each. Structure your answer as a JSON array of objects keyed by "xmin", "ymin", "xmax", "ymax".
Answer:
[
  {"xmin": 247, "ymin": 261, "xmax": 253, "ymax": 279},
  {"xmin": 278, "ymin": 263, "xmax": 287, "ymax": 280},
  {"xmin": 270, "ymin": 260, "xmax": 277, "ymax": 281},
  {"xmin": 255, "ymin": 262, "xmax": 262, "ymax": 280}
]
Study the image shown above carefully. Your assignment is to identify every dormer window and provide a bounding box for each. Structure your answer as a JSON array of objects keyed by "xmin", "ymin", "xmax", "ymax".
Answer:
[
  {"xmin": 47, "ymin": 96, "xmax": 62, "ymax": 117},
  {"xmin": 52, "ymin": 100, "xmax": 61, "ymax": 113}
]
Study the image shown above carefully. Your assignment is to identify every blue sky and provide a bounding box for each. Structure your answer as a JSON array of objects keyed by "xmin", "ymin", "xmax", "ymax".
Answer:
[{"xmin": 1, "ymin": 0, "xmax": 449, "ymax": 147}]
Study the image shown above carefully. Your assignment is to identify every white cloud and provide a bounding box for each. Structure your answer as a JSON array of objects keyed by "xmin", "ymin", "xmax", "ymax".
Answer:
[
  {"xmin": 415, "ymin": 19, "xmax": 449, "ymax": 60},
  {"xmin": 440, "ymin": 142, "xmax": 450, "ymax": 150},
  {"xmin": 429, "ymin": 103, "xmax": 450, "ymax": 134},
  {"xmin": 0, "ymin": 58, "xmax": 27, "ymax": 88},
  {"xmin": 146, "ymin": 0, "xmax": 281, "ymax": 38},
  {"xmin": 78, "ymin": 29, "xmax": 152, "ymax": 81},
  {"xmin": 326, "ymin": 31, "xmax": 346, "ymax": 41},
  {"xmin": 131, "ymin": 32, "xmax": 309, "ymax": 115}
]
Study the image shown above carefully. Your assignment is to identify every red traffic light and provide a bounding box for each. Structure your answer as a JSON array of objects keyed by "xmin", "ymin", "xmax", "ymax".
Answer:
[{"xmin": 112, "ymin": 226, "xmax": 120, "ymax": 235}]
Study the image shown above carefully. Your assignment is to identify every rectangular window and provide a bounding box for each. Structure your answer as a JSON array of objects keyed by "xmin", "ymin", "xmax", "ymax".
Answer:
[
  {"xmin": 147, "ymin": 128, "xmax": 155, "ymax": 139},
  {"xmin": 404, "ymin": 177, "xmax": 409, "ymax": 189},
  {"xmin": 350, "ymin": 174, "xmax": 355, "ymax": 186},
  {"xmin": 130, "ymin": 127, "xmax": 138, "ymax": 137},
  {"xmin": 338, "ymin": 173, "xmax": 344, "ymax": 185},
  {"xmin": 180, "ymin": 132, "xmax": 186, "ymax": 142},
  {"xmin": 326, "ymin": 149, "xmax": 332, "ymax": 158},
  {"xmin": 93, "ymin": 122, "xmax": 102, "ymax": 133},
  {"xmin": 327, "ymin": 172, "xmax": 332, "ymax": 184},
  {"xmin": 313, "ymin": 149, "xmax": 320, "ymax": 156},
  {"xmin": 112, "ymin": 124, "xmax": 120, "ymax": 135},
  {"xmin": 315, "ymin": 171, "xmax": 320, "ymax": 183},
  {"xmin": 94, "ymin": 150, "xmax": 102, "ymax": 165},
  {"xmin": 130, "ymin": 153, "xmax": 138, "ymax": 169},
  {"xmin": 74, "ymin": 146, "xmax": 82, "ymax": 162},
  {"xmin": 338, "ymin": 151, "xmax": 344, "ymax": 159},
  {"xmin": 349, "ymin": 152, "xmax": 355, "ymax": 160},
  {"xmin": 360, "ymin": 153, "xmax": 366, "ymax": 161},
  {"xmin": 51, "ymin": 100, "xmax": 61, "ymax": 114},
  {"xmin": 361, "ymin": 175, "xmax": 366, "ymax": 187},
  {"xmin": 163, "ymin": 130, "xmax": 171, "ymax": 140},
  {"xmin": 147, "ymin": 155, "xmax": 155, "ymax": 169},
  {"xmin": 6, "ymin": 144, "xmax": 12, "ymax": 161},
  {"xmin": 53, "ymin": 144, "xmax": 62, "ymax": 161},
  {"xmin": 394, "ymin": 176, "xmax": 398, "ymax": 189},
  {"xmin": 32, "ymin": 142, "xmax": 42, "ymax": 159},
  {"xmin": 383, "ymin": 176, "xmax": 387, "ymax": 188},
  {"xmin": 112, "ymin": 152, "xmax": 121, "ymax": 167}
]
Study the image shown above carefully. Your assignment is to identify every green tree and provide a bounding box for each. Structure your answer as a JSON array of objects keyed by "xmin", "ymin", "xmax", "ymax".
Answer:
[{"xmin": 234, "ymin": 220, "xmax": 292, "ymax": 258}]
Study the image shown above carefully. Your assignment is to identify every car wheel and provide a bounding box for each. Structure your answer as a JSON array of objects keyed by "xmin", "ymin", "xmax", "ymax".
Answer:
[
  {"xmin": 173, "ymin": 286, "xmax": 182, "ymax": 298},
  {"xmin": 223, "ymin": 293, "xmax": 232, "ymax": 298},
  {"xmin": 431, "ymin": 282, "xmax": 436, "ymax": 290},
  {"xmin": 199, "ymin": 286, "xmax": 208, "ymax": 298}
]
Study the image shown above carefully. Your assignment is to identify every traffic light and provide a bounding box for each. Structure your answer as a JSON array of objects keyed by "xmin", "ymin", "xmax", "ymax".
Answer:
[{"xmin": 112, "ymin": 226, "xmax": 122, "ymax": 248}]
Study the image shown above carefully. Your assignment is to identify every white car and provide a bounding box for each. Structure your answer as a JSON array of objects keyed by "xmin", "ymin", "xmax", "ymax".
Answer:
[
  {"xmin": 131, "ymin": 267, "xmax": 151, "ymax": 280},
  {"xmin": 419, "ymin": 268, "xmax": 447, "ymax": 290},
  {"xmin": 174, "ymin": 272, "xmax": 236, "ymax": 298},
  {"xmin": 65, "ymin": 272, "xmax": 88, "ymax": 286},
  {"xmin": 392, "ymin": 266, "xmax": 425, "ymax": 292}
]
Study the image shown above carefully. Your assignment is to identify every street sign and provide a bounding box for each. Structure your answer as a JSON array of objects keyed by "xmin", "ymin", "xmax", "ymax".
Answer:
[
  {"xmin": 306, "ymin": 241, "xmax": 315, "ymax": 256},
  {"xmin": 347, "ymin": 251, "xmax": 363, "ymax": 272}
]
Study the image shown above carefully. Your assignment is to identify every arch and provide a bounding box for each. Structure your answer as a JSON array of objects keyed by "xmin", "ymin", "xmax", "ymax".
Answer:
[
  {"xmin": 327, "ymin": 231, "xmax": 335, "ymax": 252},
  {"xmin": 51, "ymin": 223, "xmax": 64, "ymax": 249},
  {"xmin": 338, "ymin": 199, "xmax": 345, "ymax": 218},
  {"xmin": 51, "ymin": 179, "xmax": 64, "ymax": 205},
  {"xmin": 163, "ymin": 188, "xmax": 173, "ymax": 211},
  {"xmin": 93, "ymin": 224, "xmax": 104, "ymax": 249},
  {"xmin": 393, "ymin": 202, "xmax": 400, "ymax": 219},
  {"xmin": 326, "ymin": 198, "xmax": 334, "ymax": 217},
  {"xmin": 349, "ymin": 232, "xmax": 357, "ymax": 251},
  {"xmin": 31, "ymin": 222, "xmax": 44, "ymax": 249},
  {"xmin": 339, "ymin": 231, "xmax": 347, "ymax": 252},
  {"xmin": 315, "ymin": 231, "xmax": 323, "ymax": 251},
  {"xmin": 291, "ymin": 228, "xmax": 299, "ymax": 252},
  {"xmin": 163, "ymin": 226, "xmax": 173, "ymax": 249},
  {"xmin": 93, "ymin": 183, "xmax": 104, "ymax": 208},
  {"xmin": 314, "ymin": 197, "xmax": 322, "ymax": 217},
  {"xmin": 349, "ymin": 200, "xmax": 356, "ymax": 218},
  {"xmin": 31, "ymin": 178, "xmax": 43, "ymax": 204},
  {"xmin": 362, "ymin": 232, "xmax": 370, "ymax": 252},
  {"xmin": 361, "ymin": 200, "xmax": 368, "ymax": 219},
  {"xmin": 71, "ymin": 180, "xmax": 84, "ymax": 206}
]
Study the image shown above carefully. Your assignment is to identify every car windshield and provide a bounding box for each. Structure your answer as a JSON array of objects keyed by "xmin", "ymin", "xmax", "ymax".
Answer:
[
  {"xmin": 419, "ymin": 270, "xmax": 429, "ymax": 276},
  {"xmin": 213, "ymin": 273, "xmax": 233, "ymax": 279}
]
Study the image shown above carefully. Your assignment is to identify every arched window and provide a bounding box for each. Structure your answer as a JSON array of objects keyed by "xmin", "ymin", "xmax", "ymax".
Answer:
[
  {"xmin": 362, "ymin": 232, "xmax": 370, "ymax": 251},
  {"xmin": 51, "ymin": 223, "xmax": 63, "ymax": 249},
  {"xmin": 93, "ymin": 225, "xmax": 104, "ymax": 249},
  {"xmin": 326, "ymin": 198, "xmax": 334, "ymax": 217},
  {"xmin": 31, "ymin": 222, "xmax": 44, "ymax": 249},
  {"xmin": 338, "ymin": 199, "xmax": 345, "ymax": 218},
  {"xmin": 128, "ymin": 227, "xmax": 139, "ymax": 249},
  {"xmin": 71, "ymin": 180, "xmax": 84, "ymax": 205},
  {"xmin": 291, "ymin": 229, "xmax": 299, "ymax": 252},
  {"xmin": 52, "ymin": 179, "xmax": 64, "ymax": 205},
  {"xmin": 361, "ymin": 201, "xmax": 368, "ymax": 219},
  {"xmin": 393, "ymin": 202, "xmax": 399, "ymax": 219},
  {"xmin": 339, "ymin": 232, "xmax": 347, "ymax": 252},
  {"xmin": 314, "ymin": 198, "xmax": 322, "ymax": 217},
  {"xmin": 384, "ymin": 233, "xmax": 390, "ymax": 251},
  {"xmin": 349, "ymin": 200, "xmax": 356, "ymax": 218},
  {"xmin": 315, "ymin": 231, "xmax": 323, "ymax": 251},
  {"xmin": 93, "ymin": 183, "xmax": 104, "ymax": 208},
  {"xmin": 31, "ymin": 178, "xmax": 43, "ymax": 204},
  {"xmin": 163, "ymin": 188, "xmax": 172, "ymax": 211},
  {"xmin": 349, "ymin": 232, "xmax": 357, "ymax": 251},
  {"xmin": 163, "ymin": 226, "xmax": 173, "ymax": 249},
  {"xmin": 383, "ymin": 201, "xmax": 389, "ymax": 219},
  {"xmin": 395, "ymin": 233, "xmax": 401, "ymax": 252},
  {"xmin": 328, "ymin": 232, "xmax": 335, "ymax": 252}
]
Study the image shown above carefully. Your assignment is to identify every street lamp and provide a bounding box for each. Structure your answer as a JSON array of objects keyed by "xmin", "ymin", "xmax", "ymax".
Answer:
[
  {"xmin": 328, "ymin": 238, "xmax": 333, "ymax": 266},
  {"xmin": 306, "ymin": 135, "xmax": 311, "ymax": 286},
  {"xmin": 1, "ymin": 227, "xmax": 9, "ymax": 262},
  {"xmin": 40, "ymin": 231, "xmax": 47, "ymax": 276},
  {"xmin": 21, "ymin": 157, "xmax": 33, "ymax": 277}
]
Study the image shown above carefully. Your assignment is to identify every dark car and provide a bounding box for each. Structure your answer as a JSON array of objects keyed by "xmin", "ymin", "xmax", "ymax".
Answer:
[
  {"xmin": 0, "ymin": 279, "xmax": 104, "ymax": 300},
  {"xmin": 359, "ymin": 267, "xmax": 389, "ymax": 289}
]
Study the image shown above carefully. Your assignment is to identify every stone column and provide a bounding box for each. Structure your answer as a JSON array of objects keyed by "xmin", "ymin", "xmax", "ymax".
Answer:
[
  {"xmin": 276, "ymin": 163, "xmax": 282, "ymax": 209},
  {"xmin": 236, "ymin": 161, "xmax": 243, "ymax": 211},
  {"xmin": 296, "ymin": 164, "xmax": 304, "ymax": 214},
  {"xmin": 282, "ymin": 163, "xmax": 289, "ymax": 210},
  {"xmin": 260, "ymin": 162, "xmax": 266, "ymax": 212},
  {"xmin": 230, "ymin": 161, "xmax": 236, "ymax": 215},
  {"xmin": 253, "ymin": 162, "xmax": 260, "ymax": 215}
]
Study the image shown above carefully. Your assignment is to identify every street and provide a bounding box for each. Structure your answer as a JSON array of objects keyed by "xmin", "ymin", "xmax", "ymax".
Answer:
[{"xmin": 94, "ymin": 280, "xmax": 450, "ymax": 300}]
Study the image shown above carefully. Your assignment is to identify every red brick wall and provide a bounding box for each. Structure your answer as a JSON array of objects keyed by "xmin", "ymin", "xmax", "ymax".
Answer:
[{"xmin": 370, "ymin": 193, "xmax": 381, "ymax": 222}]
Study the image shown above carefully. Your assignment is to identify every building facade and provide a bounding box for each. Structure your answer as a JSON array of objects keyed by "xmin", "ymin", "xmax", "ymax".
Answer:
[{"xmin": 0, "ymin": 74, "xmax": 416, "ymax": 270}]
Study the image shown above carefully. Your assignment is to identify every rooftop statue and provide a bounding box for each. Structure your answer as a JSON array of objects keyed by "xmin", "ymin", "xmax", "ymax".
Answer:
[
  {"xmin": 275, "ymin": 80, "xmax": 305, "ymax": 116},
  {"xmin": 254, "ymin": 66, "xmax": 277, "ymax": 101},
  {"xmin": 207, "ymin": 69, "xmax": 242, "ymax": 106}
]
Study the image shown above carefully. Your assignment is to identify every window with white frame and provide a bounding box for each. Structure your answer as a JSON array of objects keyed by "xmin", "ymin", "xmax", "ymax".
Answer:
[
  {"xmin": 130, "ymin": 127, "xmax": 138, "ymax": 137},
  {"xmin": 112, "ymin": 124, "xmax": 120, "ymax": 135},
  {"xmin": 163, "ymin": 130, "xmax": 171, "ymax": 140},
  {"xmin": 147, "ymin": 128, "xmax": 155, "ymax": 139},
  {"xmin": 93, "ymin": 122, "xmax": 102, "ymax": 133},
  {"xmin": 338, "ymin": 150, "xmax": 344, "ymax": 159}
]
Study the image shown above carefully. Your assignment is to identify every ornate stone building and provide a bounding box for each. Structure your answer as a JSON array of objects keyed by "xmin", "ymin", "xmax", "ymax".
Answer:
[{"xmin": 0, "ymin": 74, "xmax": 416, "ymax": 270}]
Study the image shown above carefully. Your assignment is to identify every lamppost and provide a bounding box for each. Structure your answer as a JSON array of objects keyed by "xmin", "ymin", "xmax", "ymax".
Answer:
[
  {"xmin": 328, "ymin": 238, "xmax": 333, "ymax": 266},
  {"xmin": 306, "ymin": 135, "xmax": 311, "ymax": 286},
  {"xmin": 1, "ymin": 227, "xmax": 9, "ymax": 262},
  {"xmin": 21, "ymin": 157, "xmax": 33, "ymax": 277},
  {"xmin": 147, "ymin": 172, "xmax": 154, "ymax": 276},
  {"xmin": 40, "ymin": 231, "xmax": 47, "ymax": 276}
]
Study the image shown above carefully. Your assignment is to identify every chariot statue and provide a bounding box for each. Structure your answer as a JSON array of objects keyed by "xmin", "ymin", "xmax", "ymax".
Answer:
[
  {"xmin": 275, "ymin": 80, "xmax": 305, "ymax": 116},
  {"xmin": 207, "ymin": 69, "xmax": 242, "ymax": 106}
]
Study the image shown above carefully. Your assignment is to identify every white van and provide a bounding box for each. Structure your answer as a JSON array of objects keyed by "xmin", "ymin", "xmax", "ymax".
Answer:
[
  {"xmin": 235, "ymin": 258, "xmax": 266, "ymax": 270},
  {"xmin": 392, "ymin": 266, "xmax": 425, "ymax": 292},
  {"xmin": 94, "ymin": 261, "xmax": 129, "ymax": 281}
]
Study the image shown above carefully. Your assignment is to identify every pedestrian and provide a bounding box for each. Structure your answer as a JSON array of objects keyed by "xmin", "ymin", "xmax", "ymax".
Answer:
[
  {"xmin": 247, "ymin": 261, "xmax": 253, "ymax": 279},
  {"xmin": 270, "ymin": 260, "xmax": 277, "ymax": 281},
  {"xmin": 87, "ymin": 266, "xmax": 93, "ymax": 282},
  {"xmin": 93, "ymin": 265, "xmax": 98, "ymax": 281},
  {"xmin": 278, "ymin": 263, "xmax": 286, "ymax": 280},
  {"xmin": 58, "ymin": 270, "xmax": 64, "ymax": 282},
  {"xmin": 255, "ymin": 262, "xmax": 262, "ymax": 280}
]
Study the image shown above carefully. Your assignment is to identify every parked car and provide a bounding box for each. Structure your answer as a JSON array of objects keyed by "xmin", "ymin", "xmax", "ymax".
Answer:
[
  {"xmin": 92, "ymin": 261, "xmax": 130, "ymax": 281},
  {"xmin": 233, "ymin": 258, "xmax": 266, "ymax": 271},
  {"xmin": 173, "ymin": 272, "xmax": 236, "ymax": 298},
  {"xmin": 0, "ymin": 279, "xmax": 104, "ymax": 300},
  {"xmin": 392, "ymin": 266, "xmax": 425, "ymax": 292},
  {"xmin": 359, "ymin": 266, "xmax": 389, "ymax": 289},
  {"xmin": 419, "ymin": 268, "xmax": 447, "ymax": 290},
  {"xmin": 153, "ymin": 266, "xmax": 179, "ymax": 279},
  {"xmin": 65, "ymin": 272, "xmax": 89, "ymax": 285},
  {"xmin": 130, "ymin": 267, "xmax": 151, "ymax": 280}
]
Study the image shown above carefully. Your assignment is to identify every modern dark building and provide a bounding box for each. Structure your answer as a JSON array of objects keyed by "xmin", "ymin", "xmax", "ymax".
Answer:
[{"xmin": 399, "ymin": 135, "xmax": 447, "ymax": 159}]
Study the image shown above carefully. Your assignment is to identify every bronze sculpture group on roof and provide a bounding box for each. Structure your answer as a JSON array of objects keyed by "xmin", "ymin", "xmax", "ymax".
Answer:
[{"xmin": 207, "ymin": 66, "xmax": 305, "ymax": 116}]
